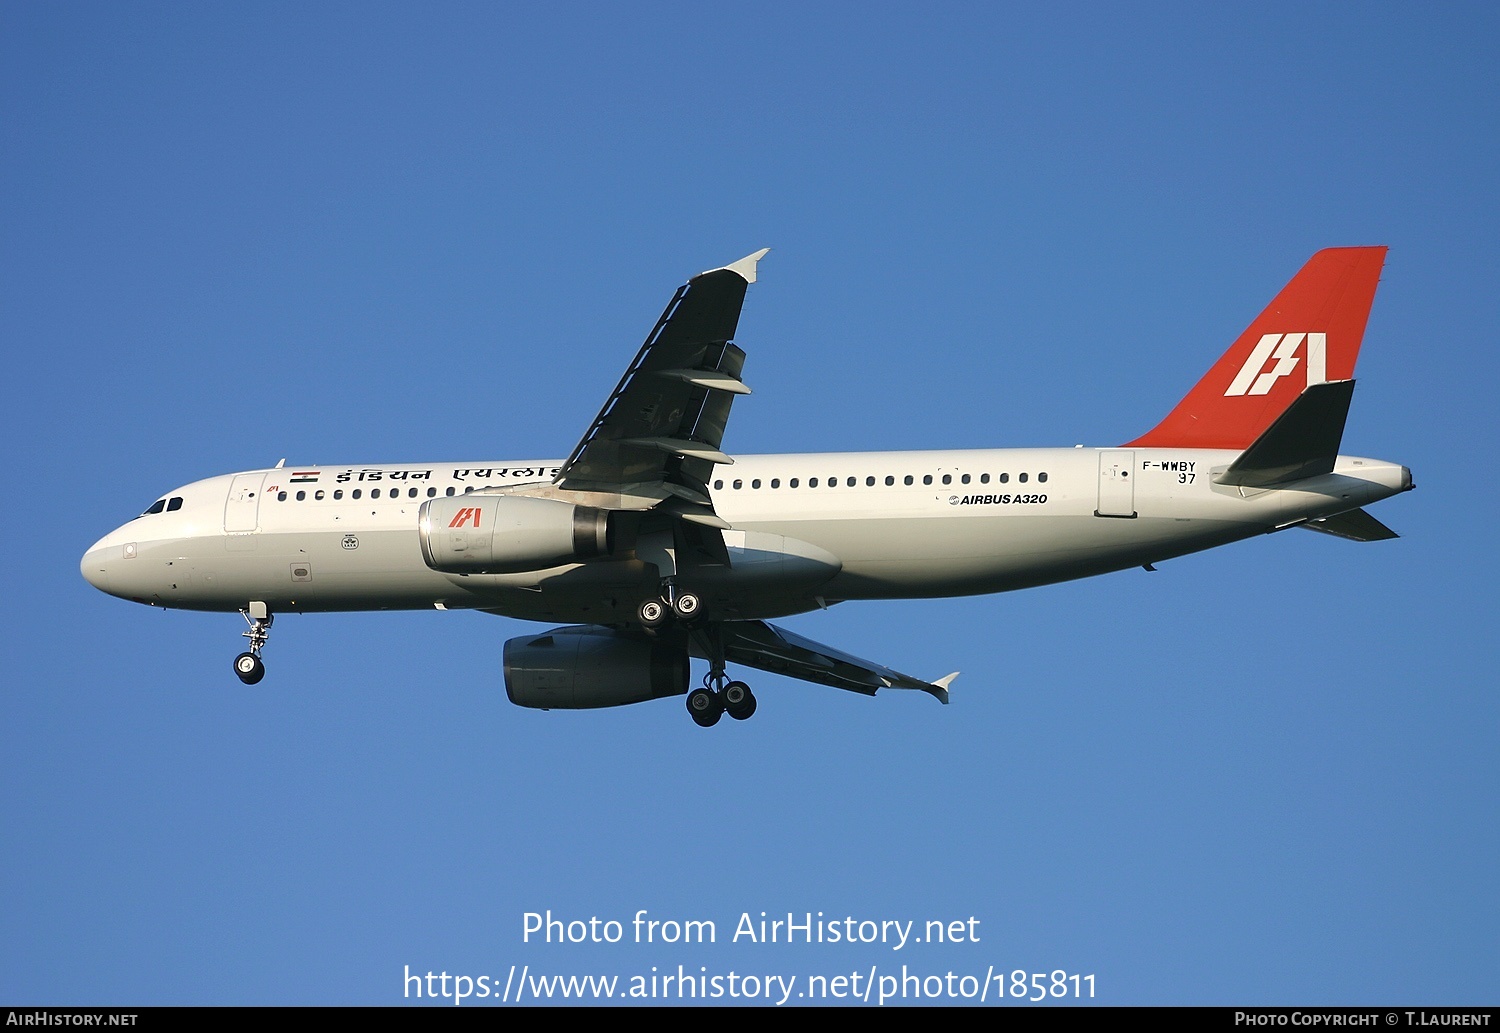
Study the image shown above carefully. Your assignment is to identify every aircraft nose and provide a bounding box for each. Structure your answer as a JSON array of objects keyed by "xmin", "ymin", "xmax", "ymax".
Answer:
[
  {"xmin": 81, "ymin": 532, "xmax": 132, "ymax": 597},
  {"xmin": 81, "ymin": 546, "xmax": 113, "ymax": 594}
]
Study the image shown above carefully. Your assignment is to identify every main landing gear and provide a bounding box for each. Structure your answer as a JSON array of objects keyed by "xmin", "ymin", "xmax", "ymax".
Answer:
[
  {"xmin": 636, "ymin": 582, "xmax": 758, "ymax": 727},
  {"xmin": 233, "ymin": 602, "xmax": 272, "ymax": 685},
  {"xmin": 686, "ymin": 674, "xmax": 757, "ymax": 727},
  {"xmin": 684, "ymin": 618, "xmax": 756, "ymax": 728},
  {"xmin": 637, "ymin": 583, "xmax": 702, "ymax": 630}
]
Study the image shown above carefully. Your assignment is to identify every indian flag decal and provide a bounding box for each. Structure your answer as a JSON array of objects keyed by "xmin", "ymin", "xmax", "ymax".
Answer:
[{"xmin": 290, "ymin": 471, "xmax": 320, "ymax": 483}]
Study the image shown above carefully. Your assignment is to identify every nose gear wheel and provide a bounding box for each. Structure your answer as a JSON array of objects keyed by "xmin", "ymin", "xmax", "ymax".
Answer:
[{"xmin": 234, "ymin": 604, "xmax": 273, "ymax": 685}]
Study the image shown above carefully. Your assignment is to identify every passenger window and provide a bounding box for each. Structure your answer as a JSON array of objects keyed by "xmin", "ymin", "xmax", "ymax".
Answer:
[
  {"xmin": 809, "ymin": 478, "xmax": 818, "ymax": 487},
  {"xmin": 981, "ymin": 473, "xmax": 990, "ymax": 484},
  {"xmin": 847, "ymin": 476, "xmax": 856, "ymax": 487},
  {"xmin": 714, "ymin": 480, "xmax": 724, "ymax": 490},
  {"xmin": 923, "ymin": 475, "xmax": 933, "ymax": 485},
  {"xmin": 371, "ymin": 489, "xmax": 381, "ymax": 499},
  {"xmin": 1038, "ymin": 472, "xmax": 1048, "ymax": 483},
  {"xmin": 277, "ymin": 492, "xmax": 287, "ymax": 502},
  {"xmin": 790, "ymin": 478, "xmax": 800, "ymax": 488},
  {"xmin": 828, "ymin": 476, "xmax": 837, "ymax": 487},
  {"xmin": 409, "ymin": 487, "xmax": 418, "ymax": 498},
  {"xmin": 885, "ymin": 475, "xmax": 894, "ymax": 486},
  {"xmin": 1019, "ymin": 473, "xmax": 1029, "ymax": 483},
  {"xmin": 315, "ymin": 490, "xmax": 325, "ymax": 501},
  {"xmin": 334, "ymin": 490, "xmax": 343, "ymax": 500},
  {"xmin": 961, "ymin": 474, "xmax": 971, "ymax": 485},
  {"xmin": 167, "ymin": 497, "xmax": 184, "ymax": 511},
  {"xmin": 941, "ymin": 474, "xmax": 952, "ymax": 485},
  {"xmin": 999, "ymin": 473, "xmax": 1009, "ymax": 484},
  {"xmin": 427, "ymin": 487, "xmax": 437, "ymax": 497},
  {"xmin": 771, "ymin": 478, "xmax": 780, "ymax": 488},
  {"xmin": 733, "ymin": 479, "xmax": 743, "ymax": 490},
  {"xmin": 446, "ymin": 486, "xmax": 456, "ymax": 496},
  {"xmin": 752, "ymin": 479, "xmax": 761, "ymax": 489},
  {"xmin": 352, "ymin": 489, "xmax": 362, "ymax": 500},
  {"xmin": 296, "ymin": 490, "xmax": 306, "ymax": 501},
  {"xmin": 904, "ymin": 475, "xmax": 913, "ymax": 485}
]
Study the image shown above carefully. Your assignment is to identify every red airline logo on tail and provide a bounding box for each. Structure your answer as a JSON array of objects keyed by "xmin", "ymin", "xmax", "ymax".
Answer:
[
  {"xmin": 1126, "ymin": 246, "xmax": 1387, "ymax": 451},
  {"xmin": 1224, "ymin": 332, "xmax": 1327, "ymax": 397},
  {"xmin": 448, "ymin": 507, "xmax": 482, "ymax": 528}
]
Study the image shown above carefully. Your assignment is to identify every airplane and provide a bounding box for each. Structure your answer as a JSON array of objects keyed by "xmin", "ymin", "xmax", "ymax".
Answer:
[{"xmin": 81, "ymin": 246, "xmax": 1412, "ymax": 726}]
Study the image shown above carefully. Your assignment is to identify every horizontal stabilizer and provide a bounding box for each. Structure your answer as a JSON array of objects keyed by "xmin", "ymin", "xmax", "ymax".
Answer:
[
  {"xmin": 1301, "ymin": 508, "xmax": 1400, "ymax": 542},
  {"xmin": 1215, "ymin": 380, "xmax": 1355, "ymax": 488}
]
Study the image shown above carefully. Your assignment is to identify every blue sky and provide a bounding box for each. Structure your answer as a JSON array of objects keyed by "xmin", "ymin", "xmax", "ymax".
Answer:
[{"xmin": 3, "ymin": 2, "xmax": 1496, "ymax": 1006}]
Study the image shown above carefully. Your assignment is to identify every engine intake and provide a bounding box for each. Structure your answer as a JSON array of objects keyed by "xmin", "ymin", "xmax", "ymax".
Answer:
[
  {"xmin": 504, "ymin": 626, "xmax": 688, "ymax": 710},
  {"xmin": 419, "ymin": 495, "xmax": 612, "ymax": 574}
]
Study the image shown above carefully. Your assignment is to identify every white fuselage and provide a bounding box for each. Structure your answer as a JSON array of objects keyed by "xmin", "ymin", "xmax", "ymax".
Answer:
[{"xmin": 81, "ymin": 447, "xmax": 1411, "ymax": 626}]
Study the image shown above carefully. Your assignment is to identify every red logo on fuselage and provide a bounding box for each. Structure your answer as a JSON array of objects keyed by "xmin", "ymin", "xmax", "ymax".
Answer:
[{"xmin": 448, "ymin": 507, "xmax": 482, "ymax": 528}]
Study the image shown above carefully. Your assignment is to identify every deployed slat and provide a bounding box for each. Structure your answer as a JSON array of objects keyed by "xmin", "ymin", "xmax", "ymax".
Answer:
[{"xmin": 555, "ymin": 251, "xmax": 767, "ymax": 492}]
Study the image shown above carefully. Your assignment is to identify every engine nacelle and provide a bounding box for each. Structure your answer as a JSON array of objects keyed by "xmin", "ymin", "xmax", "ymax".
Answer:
[
  {"xmin": 418, "ymin": 495, "xmax": 612, "ymax": 574},
  {"xmin": 503, "ymin": 626, "xmax": 689, "ymax": 710}
]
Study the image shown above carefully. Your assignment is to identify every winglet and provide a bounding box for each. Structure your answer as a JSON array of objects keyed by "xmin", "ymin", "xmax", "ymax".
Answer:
[
  {"xmin": 928, "ymin": 671, "xmax": 960, "ymax": 705},
  {"xmin": 704, "ymin": 248, "xmax": 771, "ymax": 284}
]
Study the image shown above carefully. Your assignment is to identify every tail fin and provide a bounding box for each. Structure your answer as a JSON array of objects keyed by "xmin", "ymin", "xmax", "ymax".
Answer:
[{"xmin": 1125, "ymin": 247, "xmax": 1387, "ymax": 450}]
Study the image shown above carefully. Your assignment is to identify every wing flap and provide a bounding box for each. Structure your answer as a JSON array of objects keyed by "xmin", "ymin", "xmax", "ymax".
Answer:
[{"xmin": 714, "ymin": 621, "xmax": 956, "ymax": 703}]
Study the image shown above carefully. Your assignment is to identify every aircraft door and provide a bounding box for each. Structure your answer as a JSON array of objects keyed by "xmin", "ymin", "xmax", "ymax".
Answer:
[
  {"xmin": 1096, "ymin": 451, "xmax": 1136, "ymax": 518},
  {"xmin": 224, "ymin": 473, "xmax": 267, "ymax": 532}
]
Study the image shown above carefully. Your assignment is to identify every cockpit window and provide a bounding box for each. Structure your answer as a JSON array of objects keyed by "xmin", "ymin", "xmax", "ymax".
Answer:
[
  {"xmin": 166, "ymin": 496, "xmax": 184, "ymax": 512},
  {"xmin": 143, "ymin": 499, "xmax": 166, "ymax": 515}
]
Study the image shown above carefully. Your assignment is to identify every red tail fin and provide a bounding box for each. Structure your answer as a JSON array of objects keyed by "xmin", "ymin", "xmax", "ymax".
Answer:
[{"xmin": 1126, "ymin": 247, "xmax": 1387, "ymax": 450}]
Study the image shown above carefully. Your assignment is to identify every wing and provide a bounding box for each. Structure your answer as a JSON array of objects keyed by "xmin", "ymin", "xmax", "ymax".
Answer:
[
  {"xmin": 709, "ymin": 620, "xmax": 958, "ymax": 703},
  {"xmin": 554, "ymin": 250, "xmax": 768, "ymax": 528}
]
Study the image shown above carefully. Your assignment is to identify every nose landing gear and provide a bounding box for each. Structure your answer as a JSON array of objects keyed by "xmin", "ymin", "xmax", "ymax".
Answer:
[{"xmin": 234, "ymin": 602, "xmax": 272, "ymax": 685}]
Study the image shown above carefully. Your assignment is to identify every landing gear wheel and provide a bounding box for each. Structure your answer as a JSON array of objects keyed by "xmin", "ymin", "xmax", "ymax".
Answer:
[
  {"xmin": 237, "ymin": 604, "xmax": 273, "ymax": 684},
  {"xmin": 233, "ymin": 651, "xmax": 265, "ymax": 685},
  {"xmin": 638, "ymin": 599, "xmax": 668, "ymax": 629},
  {"xmin": 686, "ymin": 686, "xmax": 723, "ymax": 727},
  {"xmin": 723, "ymin": 680, "xmax": 757, "ymax": 720},
  {"xmin": 671, "ymin": 591, "xmax": 702, "ymax": 621}
]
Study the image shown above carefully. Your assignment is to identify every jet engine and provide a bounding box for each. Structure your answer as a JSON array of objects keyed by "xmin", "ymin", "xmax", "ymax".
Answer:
[
  {"xmin": 503, "ymin": 626, "xmax": 688, "ymax": 709},
  {"xmin": 418, "ymin": 495, "xmax": 612, "ymax": 574}
]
